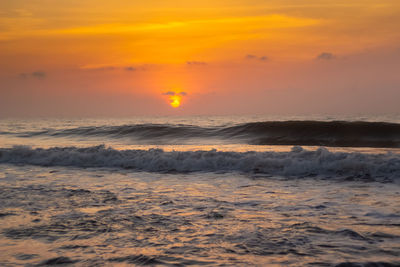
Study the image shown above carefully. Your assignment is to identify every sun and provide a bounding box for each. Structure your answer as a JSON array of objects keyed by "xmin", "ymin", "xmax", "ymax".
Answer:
[{"xmin": 169, "ymin": 95, "xmax": 181, "ymax": 108}]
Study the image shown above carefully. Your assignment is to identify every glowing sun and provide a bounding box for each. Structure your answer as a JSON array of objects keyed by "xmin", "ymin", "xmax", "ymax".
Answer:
[{"xmin": 169, "ymin": 95, "xmax": 181, "ymax": 108}]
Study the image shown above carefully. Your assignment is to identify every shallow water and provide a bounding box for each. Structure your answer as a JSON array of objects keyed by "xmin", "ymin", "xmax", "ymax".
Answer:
[{"xmin": 0, "ymin": 165, "xmax": 399, "ymax": 266}]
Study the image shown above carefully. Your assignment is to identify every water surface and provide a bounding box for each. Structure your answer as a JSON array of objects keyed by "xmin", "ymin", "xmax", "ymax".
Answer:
[{"xmin": 0, "ymin": 116, "xmax": 399, "ymax": 266}]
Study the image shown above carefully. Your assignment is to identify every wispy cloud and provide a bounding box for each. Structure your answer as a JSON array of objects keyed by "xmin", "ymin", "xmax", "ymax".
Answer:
[
  {"xmin": 162, "ymin": 91, "xmax": 176, "ymax": 96},
  {"xmin": 79, "ymin": 64, "xmax": 149, "ymax": 71},
  {"xmin": 246, "ymin": 54, "xmax": 268, "ymax": 61},
  {"xmin": 186, "ymin": 61, "xmax": 207, "ymax": 66},
  {"xmin": 79, "ymin": 64, "xmax": 117, "ymax": 71},
  {"xmin": 0, "ymin": 14, "xmax": 320, "ymax": 41},
  {"xmin": 162, "ymin": 91, "xmax": 188, "ymax": 96},
  {"xmin": 124, "ymin": 66, "xmax": 136, "ymax": 71},
  {"xmin": 19, "ymin": 71, "xmax": 46, "ymax": 79},
  {"xmin": 316, "ymin": 52, "xmax": 335, "ymax": 60}
]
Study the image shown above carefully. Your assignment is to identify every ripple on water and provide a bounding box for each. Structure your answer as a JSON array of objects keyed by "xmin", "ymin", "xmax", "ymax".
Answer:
[{"xmin": 0, "ymin": 167, "xmax": 399, "ymax": 266}]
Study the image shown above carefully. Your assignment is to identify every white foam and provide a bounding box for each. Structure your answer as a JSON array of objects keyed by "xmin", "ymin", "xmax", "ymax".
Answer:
[{"xmin": 0, "ymin": 145, "xmax": 399, "ymax": 181}]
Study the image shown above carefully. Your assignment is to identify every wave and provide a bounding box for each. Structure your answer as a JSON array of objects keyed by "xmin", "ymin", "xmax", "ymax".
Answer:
[
  {"xmin": 1, "ymin": 145, "xmax": 399, "ymax": 181},
  {"xmin": 223, "ymin": 121, "xmax": 400, "ymax": 147},
  {"xmin": 3, "ymin": 121, "xmax": 400, "ymax": 148}
]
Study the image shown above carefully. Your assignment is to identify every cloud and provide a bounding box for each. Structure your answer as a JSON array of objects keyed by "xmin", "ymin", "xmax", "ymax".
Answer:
[
  {"xmin": 124, "ymin": 66, "xmax": 136, "ymax": 71},
  {"xmin": 246, "ymin": 54, "xmax": 257, "ymax": 59},
  {"xmin": 19, "ymin": 71, "xmax": 46, "ymax": 79},
  {"xmin": 80, "ymin": 65, "xmax": 116, "ymax": 71},
  {"xmin": 186, "ymin": 61, "xmax": 207, "ymax": 66},
  {"xmin": 162, "ymin": 91, "xmax": 188, "ymax": 96},
  {"xmin": 246, "ymin": 54, "xmax": 268, "ymax": 61},
  {"xmin": 19, "ymin": 73, "xmax": 28, "ymax": 79},
  {"xmin": 32, "ymin": 71, "xmax": 46, "ymax": 78},
  {"xmin": 162, "ymin": 91, "xmax": 176, "ymax": 96},
  {"xmin": 80, "ymin": 64, "xmax": 151, "ymax": 72},
  {"xmin": 316, "ymin": 52, "xmax": 335, "ymax": 60}
]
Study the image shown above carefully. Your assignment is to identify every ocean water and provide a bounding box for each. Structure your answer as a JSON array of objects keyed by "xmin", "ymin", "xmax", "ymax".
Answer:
[{"xmin": 0, "ymin": 115, "xmax": 400, "ymax": 266}]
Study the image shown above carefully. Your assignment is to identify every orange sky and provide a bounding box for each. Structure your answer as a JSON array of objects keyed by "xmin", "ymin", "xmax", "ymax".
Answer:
[{"xmin": 1, "ymin": 0, "xmax": 399, "ymax": 116}]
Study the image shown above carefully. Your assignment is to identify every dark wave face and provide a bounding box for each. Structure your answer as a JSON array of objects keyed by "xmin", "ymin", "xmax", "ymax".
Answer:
[
  {"xmin": 3, "ymin": 121, "xmax": 400, "ymax": 148},
  {"xmin": 223, "ymin": 121, "xmax": 400, "ymax": 147}
]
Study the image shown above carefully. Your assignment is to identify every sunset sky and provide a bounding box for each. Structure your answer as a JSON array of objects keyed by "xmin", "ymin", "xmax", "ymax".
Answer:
[{"xmin": 1, "ymin": 0, "xmax": 399, "ymax": 117}]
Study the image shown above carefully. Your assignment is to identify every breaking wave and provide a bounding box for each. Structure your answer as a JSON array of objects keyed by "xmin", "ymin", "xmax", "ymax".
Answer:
[
  {"xmin": 3, "ymin": 121, "xmax": 400, "ymax": 148},
  {"xmin": 1, "ymin": 145, "xmax": 399, "ymax": 181}
]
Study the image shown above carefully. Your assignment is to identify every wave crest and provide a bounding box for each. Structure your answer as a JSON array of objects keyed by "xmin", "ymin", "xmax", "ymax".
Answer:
[{"xmin": 1, "ymin": 145, "xmax": 399, "ymax": 181}]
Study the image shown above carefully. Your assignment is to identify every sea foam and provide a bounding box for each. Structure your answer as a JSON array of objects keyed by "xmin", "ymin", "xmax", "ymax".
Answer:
[{"xmin": 1, "ymin": 145, "xmax": 399, "ymax": 181}]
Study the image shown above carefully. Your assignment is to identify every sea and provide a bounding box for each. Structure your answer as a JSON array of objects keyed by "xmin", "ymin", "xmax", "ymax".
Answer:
[{"xmin": 0, "ymin": 115, "xmax": 399, "ymax": 266}]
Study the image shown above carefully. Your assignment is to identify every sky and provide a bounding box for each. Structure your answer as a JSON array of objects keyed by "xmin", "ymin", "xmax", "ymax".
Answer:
[{"xmin": 0, "ymin": 0, "xmax": 399, "ymax": 117}]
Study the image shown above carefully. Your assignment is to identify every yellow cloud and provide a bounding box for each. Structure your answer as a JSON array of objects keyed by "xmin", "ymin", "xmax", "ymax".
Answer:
[{"xmin": 0, "ymin": 14, "xmax": 318, "ymax": 39}]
